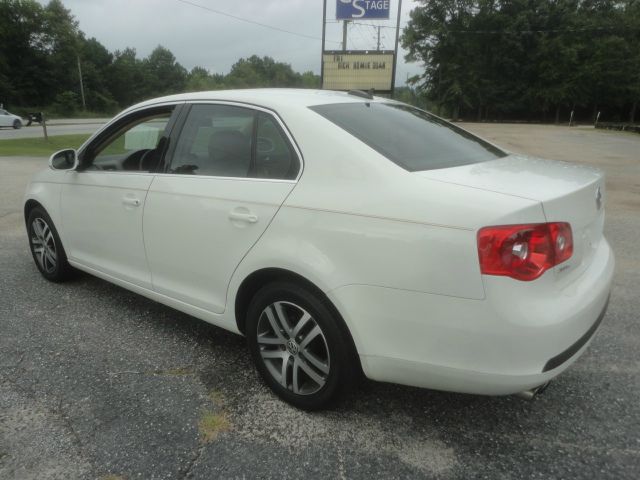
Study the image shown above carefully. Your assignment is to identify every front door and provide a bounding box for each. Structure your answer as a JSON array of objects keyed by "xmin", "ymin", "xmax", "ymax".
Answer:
[
  {"xmin": 143, "ymin": 103, "xmax": 301, "ymax": 313},
  {"xmin": 61, "ymin": 106, "xmax": 178, "ymax": 289}
]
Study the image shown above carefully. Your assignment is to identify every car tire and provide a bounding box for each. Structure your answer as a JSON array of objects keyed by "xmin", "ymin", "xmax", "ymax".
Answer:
[
  {"xmin": 27, "ymin": 207, "xmax": 75, "ymax": 282},
  {"xmin": 246, "ymin": 281, "xmax": 358, "ymax": 410},
  {"xmin": 13, "ymin": 119, "xmax": 22, "ymax": 129}
]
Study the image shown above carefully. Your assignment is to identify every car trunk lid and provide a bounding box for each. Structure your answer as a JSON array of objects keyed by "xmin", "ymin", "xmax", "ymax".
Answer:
[{"xmin": 415, "ymin": 154, "xmax": 606, "ymax": 282}]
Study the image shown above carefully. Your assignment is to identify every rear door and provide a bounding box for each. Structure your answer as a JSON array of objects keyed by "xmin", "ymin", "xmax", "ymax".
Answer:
[{"xmin": 143, "ymin": 103, "xmax": 301, "ymax": 313}]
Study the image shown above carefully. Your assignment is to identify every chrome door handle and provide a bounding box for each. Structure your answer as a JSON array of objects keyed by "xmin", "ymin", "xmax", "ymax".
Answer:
[
  {"xmin": 122, "ymin": 197, "xmax": 141, "ymax": 207},
  {"xmin": 228, "ymin": 211, "xmax": 258, "ymax": 223}
]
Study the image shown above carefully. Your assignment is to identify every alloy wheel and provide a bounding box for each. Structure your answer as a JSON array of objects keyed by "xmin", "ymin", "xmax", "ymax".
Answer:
[
  {"xmin": 256, "ymin": 301, "xmax": 330, "ymax": 395},
  {"xmin": 31, "ymin": 217, "xmax": 57, "ymax": 274}
]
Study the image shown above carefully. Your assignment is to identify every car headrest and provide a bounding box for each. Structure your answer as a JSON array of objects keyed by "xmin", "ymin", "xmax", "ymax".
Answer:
[{"xmin": 208, "ymin": 130, "xmax": 250, "ymax": 162}]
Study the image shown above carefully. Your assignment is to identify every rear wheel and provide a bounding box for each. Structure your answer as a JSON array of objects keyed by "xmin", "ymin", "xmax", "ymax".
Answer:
[
  {"xmin": 246, "ymin": 282, "xmax": 357, "ymax": 410},
  {"xmin": 27, "ymin": 207, "xmax": 74, "ymax": 282},
  {"xmin": 13, "ymin": 119, "xmax": 22, "ymax": 129}
]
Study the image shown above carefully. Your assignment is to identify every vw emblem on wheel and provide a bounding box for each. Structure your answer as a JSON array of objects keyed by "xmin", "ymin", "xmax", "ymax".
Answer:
[
  {"xmin": 286, "ymin": 339, "xmax": 299, "ymax": 356},
  {"xmin": 595, "ymin": 186, "xmax": 603, "ymax": 210}
]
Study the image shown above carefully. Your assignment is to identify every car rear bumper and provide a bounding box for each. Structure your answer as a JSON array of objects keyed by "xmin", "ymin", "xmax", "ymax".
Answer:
[{"xmin": 327, "ymin": 238, "xmax": 614, "ymax": 395}]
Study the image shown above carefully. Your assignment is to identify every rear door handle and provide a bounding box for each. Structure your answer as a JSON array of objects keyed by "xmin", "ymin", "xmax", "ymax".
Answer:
[
  {"xmin": 122, "ymin": 196, "xmax": 141, "ymax": 207},
  {"xmin": 228, "ymin": 211, "xmax": 258, "ymax": 223}
]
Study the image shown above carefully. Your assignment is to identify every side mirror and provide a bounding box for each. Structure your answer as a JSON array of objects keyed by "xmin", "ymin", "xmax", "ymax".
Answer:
[{"xmin": 49, "ymin": 149, "xmax": 78, "ymax": 171}]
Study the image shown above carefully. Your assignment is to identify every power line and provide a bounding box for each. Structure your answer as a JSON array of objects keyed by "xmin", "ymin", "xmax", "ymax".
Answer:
[
  {"xmin": 328, "ymin": 19, "xmax": 638, "ymax": 35},
  {"xmin": 327, "ymin": 20, "xmax": 400, "ymax": 30},
  {"xmin": 175, "ymin": 0, "xmax": 341, "ymax": 44},
  {"xmin": 442, "ymin": 26, "xmax": 639, "ymax": 34}
]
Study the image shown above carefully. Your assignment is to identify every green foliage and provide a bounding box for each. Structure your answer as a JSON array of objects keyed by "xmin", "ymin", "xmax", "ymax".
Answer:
[
  {"xmin": 184, "ymin": 56, "xmax": 320, "ymax": 93},
  {"xmin": 0, "ymin": 1, "xmax": 321, "ymax": 115},
  {"xmin": 393, "ymin": 86, "xmax": 433, "ymax": 110},
  {"xmin": 52, "ymin": 90, "xmax": 79, "ymax": 115},
  {"xmin": 402, "ymin": 0, "xmax": 640, "ymax": 122}
]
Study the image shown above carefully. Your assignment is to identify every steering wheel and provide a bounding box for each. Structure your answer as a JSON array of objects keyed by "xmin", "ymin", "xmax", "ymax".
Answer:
[{"xmin": 138, "ymin": 148, "xmax": 155, "ymax": 171}]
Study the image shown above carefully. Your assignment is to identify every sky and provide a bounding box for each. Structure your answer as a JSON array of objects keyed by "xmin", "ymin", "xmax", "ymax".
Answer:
[{"xmin": 52, "ymin": 0, "xmax": 423, "ymax": 85}]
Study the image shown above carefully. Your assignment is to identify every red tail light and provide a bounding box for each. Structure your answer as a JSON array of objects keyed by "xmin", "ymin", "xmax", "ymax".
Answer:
[{"xmin": 477, "ymin": 222, "xmax": 573, "ymax": 281}]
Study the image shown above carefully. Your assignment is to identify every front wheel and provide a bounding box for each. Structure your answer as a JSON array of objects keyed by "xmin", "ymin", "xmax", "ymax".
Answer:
[
  {"xmin": 27, "ymin": 207, "xmax": 75, "ymax": 282},
  {"xmin": 13, "ymin": 119, "xmax": 22, "ymax": 129},
  {"xmin": 246, "ymin": 282, "xmax": 357, "ymax": 410}
]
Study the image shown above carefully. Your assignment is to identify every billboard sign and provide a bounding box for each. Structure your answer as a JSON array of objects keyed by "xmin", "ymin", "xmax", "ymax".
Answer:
[
  {"xmin": 336, "ymin": 0, "xmax": 390, "ymax": 20},
  {"xmin": 322, "ymin": 51, "xmax": 394, "ymax": 92}
]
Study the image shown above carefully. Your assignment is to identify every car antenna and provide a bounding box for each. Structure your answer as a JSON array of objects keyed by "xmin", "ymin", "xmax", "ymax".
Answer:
[{"xmin": 348, "ymin": 89, "xmax": 374, "ymax": 100}]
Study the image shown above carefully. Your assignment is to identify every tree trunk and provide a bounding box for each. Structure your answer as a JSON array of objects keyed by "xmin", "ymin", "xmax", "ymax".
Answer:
[
  {"xmin": 477, "ymin": 105, "xmax": 482, "ymax": 122},
  {"xmin": 630, "ymin": 101, "xmax": 637, "ymax": 124},
  {"xmin": 555, "ymin": 105, "xmax": 560, "ymax": 124}
]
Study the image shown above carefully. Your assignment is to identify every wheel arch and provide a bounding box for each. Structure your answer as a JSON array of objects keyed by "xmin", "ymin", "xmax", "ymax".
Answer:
[
  {"xmin": 24, "ymin": 198, "xmax": 44, "ymax": 223},
  {"xmin": 233, "ymin": 267, "xmax": 363, "ymax": 372}
]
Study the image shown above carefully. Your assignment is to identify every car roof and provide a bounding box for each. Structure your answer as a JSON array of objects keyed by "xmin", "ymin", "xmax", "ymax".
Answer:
[{"xmin": 125, "ymin": 88, "xmax": 395, "ymax": 113}]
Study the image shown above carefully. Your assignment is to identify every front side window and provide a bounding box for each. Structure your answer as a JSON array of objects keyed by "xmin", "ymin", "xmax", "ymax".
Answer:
[
  {"xmin": 84, "ymin": 110, "xmax": 173, "ymax": 171},
  {"xmin": 310, "ymin": 102, "xmax": 506, "ymax": 171},
  {"xmin": 168, "ymin": 104, "xmax": 299, "ymax": 179}
]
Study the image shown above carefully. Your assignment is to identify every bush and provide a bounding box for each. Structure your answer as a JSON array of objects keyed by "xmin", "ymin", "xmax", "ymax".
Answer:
[
  {"xmin": 52, "ymin": 91, "xmax": 80, "ymax": 116},
  {"xmin": 86, "ymin": 90, "xmax": 119, "ymax": 114}
]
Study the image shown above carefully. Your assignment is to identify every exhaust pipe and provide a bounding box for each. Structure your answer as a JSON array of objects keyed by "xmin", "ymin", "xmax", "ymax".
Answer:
[{"xmin": 515, "ymin": 382, "xmax": 550, "ymax": 401}]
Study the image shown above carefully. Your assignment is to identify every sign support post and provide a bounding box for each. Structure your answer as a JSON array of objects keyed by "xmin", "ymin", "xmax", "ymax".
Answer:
[
  {"xmin": 321, "ymin": 0, "xmax": 327, "ymax": 89},
  {"xmin": 342, "ymin": 20, "xmax": 348, "ymax": 51},
  {"xmin": 390, "ymin": 0, "xmax": 403, "ymax": 97}
]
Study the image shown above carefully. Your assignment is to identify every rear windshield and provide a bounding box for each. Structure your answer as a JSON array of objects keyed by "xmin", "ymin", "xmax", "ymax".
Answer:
[{"xmin": 309, "ymin": 102, "xmax": 506, "ymax": 171}]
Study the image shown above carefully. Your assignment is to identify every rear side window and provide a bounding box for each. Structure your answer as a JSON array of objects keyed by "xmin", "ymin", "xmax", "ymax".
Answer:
[
  {"xmin": 310, "ymin": 103, "xmax": 506, "ymax": 171},
  {"xmin": 168, "ymin": 104, "xmax": 299, "ymax": 179}
]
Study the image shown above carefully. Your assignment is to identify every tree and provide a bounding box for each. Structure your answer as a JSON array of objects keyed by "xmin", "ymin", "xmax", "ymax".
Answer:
[
  {"xmin": 226, "ymin": 55, "xmax": 309, "ymax": 88},
  {"xmin": 107, "ymin": 48, "xmax": 145, "ymax": 107},
  {"xmin": 0, "ymin": 2, "xmax": 322, "ymax": 114},
  {"xmin": 402, "ymin": 0, "xmax": 640, "ymax": 122},
  {"xmin": 0, "ymin": 0, "xmax": 48, "ymax": 106},
  {"xmin": 143, "ymin": 46, "xmax": 187, "ymax": 98},
  {"xmin": 41, "ymin": 0, "xmax": 82, "ymax": 104}
]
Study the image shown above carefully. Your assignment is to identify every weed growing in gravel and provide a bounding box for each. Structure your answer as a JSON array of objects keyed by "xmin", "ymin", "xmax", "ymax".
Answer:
[{"xmin": 198, "ymin": 411, "xmax": 231, "ymax": 443}]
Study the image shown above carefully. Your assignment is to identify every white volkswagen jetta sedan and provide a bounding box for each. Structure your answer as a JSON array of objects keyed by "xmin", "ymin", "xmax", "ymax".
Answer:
[{"xmin": 24, "ymin": 89, "xmax": 614, "ymax": 409}]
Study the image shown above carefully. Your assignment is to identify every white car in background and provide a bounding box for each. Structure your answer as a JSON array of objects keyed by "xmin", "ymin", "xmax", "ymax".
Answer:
[
  {"xmin": 0, "ymin": 108, "xmax": 23, "ymax": 129},
  {"xmin": 23, "ymin": 89, "xmax": 614, "ymax": 410}
]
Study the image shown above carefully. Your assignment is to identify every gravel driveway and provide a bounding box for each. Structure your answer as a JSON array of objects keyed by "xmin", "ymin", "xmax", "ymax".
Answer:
[{"xmin": 1, "ymin": 124, "xmax": 639, "ymax": 479}]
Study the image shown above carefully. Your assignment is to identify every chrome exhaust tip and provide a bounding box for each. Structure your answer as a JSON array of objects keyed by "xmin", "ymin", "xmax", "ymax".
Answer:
[{"xmin": 514, "ymin": 382, "xmax": 550, "ymax": 401}]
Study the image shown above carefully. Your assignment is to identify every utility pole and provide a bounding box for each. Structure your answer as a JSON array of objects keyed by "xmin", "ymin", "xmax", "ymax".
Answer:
[
  {"xmin": 342, "ymin": 20, "xmax": 349, "ymax": 52},
  {"xmin": 376, "ymin": 26, "xmax": 381, "ymax": 51},
  {"xmin": 77, "ymin": 55, "xmax": 86, "ymax": 110}
]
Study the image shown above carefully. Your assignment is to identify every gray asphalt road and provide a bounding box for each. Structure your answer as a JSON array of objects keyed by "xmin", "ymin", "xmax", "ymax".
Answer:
[
  {"xmin": 1, "ymin": 125, "xmax": 639, "ymax": 479},
  {"xmin": 0, "ymin": 118, "xmax": 109, "ymax": 139}
]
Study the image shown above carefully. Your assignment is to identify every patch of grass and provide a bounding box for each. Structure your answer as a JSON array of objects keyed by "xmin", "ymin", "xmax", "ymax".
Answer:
[
  {"xmin": 0, "ymin": 134, "xmax": 91, "ymax": 157},
  {"xmin": 208, "ymin": 390, "xmax": 226, "ymax": 407},
  {"xmin": 198, "ymin": 411, "xmax": 232, "ymax": 443}
]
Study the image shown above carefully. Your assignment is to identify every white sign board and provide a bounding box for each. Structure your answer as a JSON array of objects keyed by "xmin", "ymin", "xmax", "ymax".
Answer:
[{"xmin": 322, "ymin": 52, "xmax": 394, "ymax": 92}]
